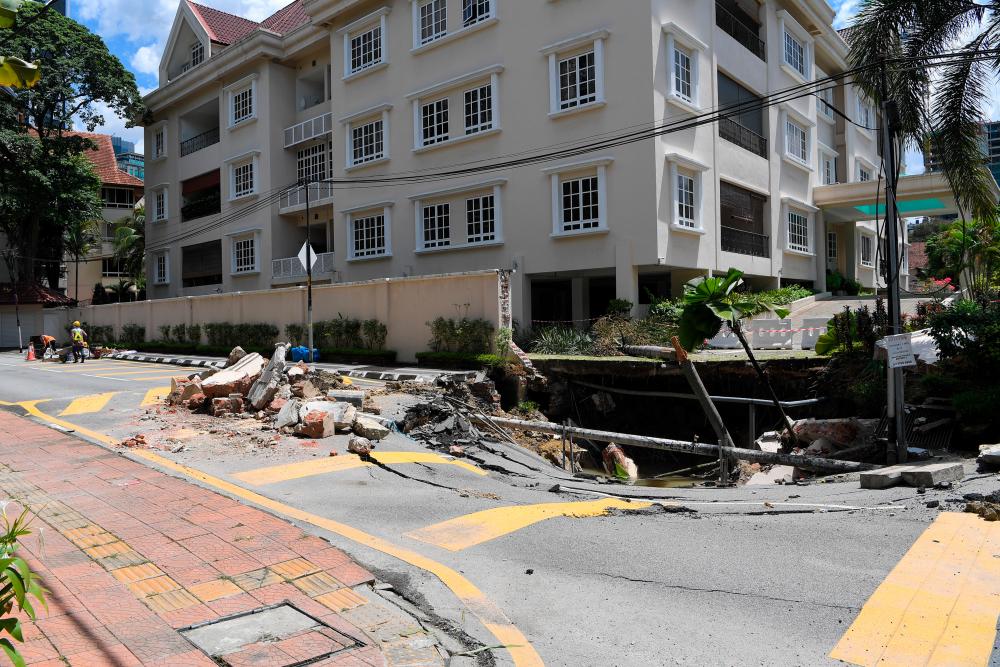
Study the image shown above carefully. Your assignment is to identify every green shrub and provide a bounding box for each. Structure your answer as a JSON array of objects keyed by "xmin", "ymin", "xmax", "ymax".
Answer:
[
  {"xmin": 0, "ymin": 508, "xmax": 47, "ymax": 667},
  {"xmin": 318, "ymin": 314, "xmax": 363, "ymax": 349},
  {"xmin": 827, "ymin": 271, "xmax": 844, "ymax": 291},
  {"xmin": 285, "ymin": 324, "xmax": 305, "ymax": 345},
  {"xmin": 605, "ymin": 298, "xmax": 633, "ymax": 319},
  {"xmin": 415, "ymin": 351, "xmax": 507, "ymax": 369},
  {"xmin": 427, "ymin": 317, "xmax": 494, "ymax": 354},
  {"xmin": 529, "ymin": 326, "xmax": 593, "ymax": 355},
  {"xmin": 120, "ymin": 323, "xmax": 145, "ymax": 345},
  {"xmin": 361, "ymin": 319, "xmax": 388, "ymax": 350},
  {"xmin": 187, "ymin": 324, "xmax": 201, "ymax": 345},
  {"xmin": 158, "ymin": 325, "xmax": 172, "ymax": 342},
  {"xmin": 203, "ymin": 323, "xmax": 279, "ymax": 349},
  {"xmin": 170, "ymin": 324, "xmax": 186, "ymax": 344},
  {"xmin": 89, "ymin": 325, "xmax": 114, "ymax": 345},
  {"xmin": 648, "ymin": 296, "xmax": 684, "ymax": 324},
  {"xmin": 929, "ymin": 300, "xmax": 1000, "ymax": 373},
  {"xmin": 204, "ymin": 323, "xmax": 235, "ymax": 347},
  {"xmin": 747, "ymin": 285, "xmax": 813, "ymax": 305}
]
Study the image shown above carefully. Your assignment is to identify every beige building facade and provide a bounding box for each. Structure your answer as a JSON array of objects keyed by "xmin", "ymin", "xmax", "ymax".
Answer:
[{"xmin": 144, "ymin": 0, "xmax": 909, "ymax": 327}]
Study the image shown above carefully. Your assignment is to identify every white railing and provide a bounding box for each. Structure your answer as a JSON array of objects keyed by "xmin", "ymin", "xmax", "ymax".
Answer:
[
  {"xmin": 284, "ymin": 112, "xmax": 333, "ymax": 148},
  {"xmin": 272, "ymin": 252, "xmax": 335, "ymax": 280},
  {"xmin": 279, "ymin": 181, "xmax": 335, "ymax": 212}
]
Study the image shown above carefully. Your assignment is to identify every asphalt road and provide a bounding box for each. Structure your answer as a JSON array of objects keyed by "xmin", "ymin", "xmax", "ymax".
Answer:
[{"xmin": 0, "ymin": 350, "xmax": 995, "ymax": 666}]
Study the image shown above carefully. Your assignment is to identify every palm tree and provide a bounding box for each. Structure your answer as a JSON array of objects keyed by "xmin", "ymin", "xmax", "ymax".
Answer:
[
  {"xmin": 62, "ymin": 217, "xmax": 99, "ymax": 305},
  {"xmin": 846, "ymin": 2, "xmax": 999, "ymax": 222},
  {"xmin": 113, "ymin": 205, "xmax": 145, "ymax": 283}
]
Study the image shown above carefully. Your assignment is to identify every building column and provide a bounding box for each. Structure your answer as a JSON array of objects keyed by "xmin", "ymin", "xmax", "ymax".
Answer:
[
  {"xmin": 510, "ymin": 255, "xmax": 528, "ymax": 330},
  {"xmin": 845, "ymin": 225, "xmax": 858, "ymax": 282},
  {"xmin": 571, "ymin": 278, "xmax": 586, "ymax": 326},
  {"xmin": 815, "ymin": 213, "xmax": 828, "ymax": 292},
  {"xmin": 615, "ymin": 242, "xmax": 639, "ymax": 317}
]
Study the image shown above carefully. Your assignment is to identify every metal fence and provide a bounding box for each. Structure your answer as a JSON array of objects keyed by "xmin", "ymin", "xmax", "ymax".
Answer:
[{"xmin": 721, "ymin": 226, "xmax": 770, "ymax": 258}]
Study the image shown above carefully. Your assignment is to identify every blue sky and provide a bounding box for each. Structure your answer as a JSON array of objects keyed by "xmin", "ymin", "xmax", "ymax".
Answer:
[{"xmin": 67, "ymin": 0, "xmax": 911, "ymax": 165}]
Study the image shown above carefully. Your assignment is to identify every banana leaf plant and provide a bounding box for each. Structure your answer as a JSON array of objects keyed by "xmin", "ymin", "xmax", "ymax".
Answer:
[
  {"xmin": 0, "ymin": 0, "xmax": 41, "ymax": 89},
  {"xmin": 677, "ymin": 268, "xmax": 796, "ymax": 437},
  {"xmin": 0, "ymin": 507, "xmax": 47, "ymax": 667}
]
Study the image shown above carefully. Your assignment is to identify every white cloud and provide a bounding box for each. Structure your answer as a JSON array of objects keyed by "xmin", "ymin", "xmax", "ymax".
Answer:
[
  {"xmin": 131, "ymin": 46, "xmax": 161, "ymax": 76},
  {"xmin": 832, "ymin": 0, "xmax": 861, "ymax": 29},
  {"xmin": 81, "ymin": 99, "xmax": 144, "ymax": 153}
]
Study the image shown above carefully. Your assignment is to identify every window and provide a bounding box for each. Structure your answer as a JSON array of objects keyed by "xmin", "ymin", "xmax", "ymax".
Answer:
[
  {"xmin": 102, "ymin": 258, "xmax": 125, "ymax": 278},
  {"xmin": 191, "ymin": 42, "xmax": 204, "ymax": 67},
  {"xmin": 860, "ymin": 234, "xmax": 874, "ymax": 267},
  {"xmin": 182, "ymin": 240, "xmax": 223, "ymax": 287},
  {"xmin": 351, "ymin": 23, "xmax": 382, "ymax": 74},
  {"xmin": 297, "ymin": 143, "xmax": 329, "ymax": 183},
  {"xmin": 558, "ymin": 51, "xmax": 596, "ymax": 110},
  {"xmin": 232, "ymin": 161, "xmax": 255, "ymax": 199},
  {"xmin": 560, "ymin": 176, "xmax": 600, "ymax": 232},
  {"xmin": 857, "ymin": 96, "xmax": 874, "ymax": 130},
  {"xmin": 419, "ymin": 0, "xmax": 446, "ymax": 44},
  {"xmin": 351, "ymin": 118, "xmax": 385, "ymax": 165},
  {"xmin": 676, "ymin": 173, "xmax": 696, "ymax": 228},
  {"xmin": 785, "ymin": 119, "xmax": 808, "ymax": 163},
  {"xmin": 673, "ymin": 45, "xmax": 693, "ymax": 103},
  {"xmin": 463, "ymin": 0, "xmax": 491, "ymax": 27},
  {"xmin": 857, "ymin": 161, "xmax": 873, "ymax": 182},
  {"xmin": 422, "ymin": 203, "xmax": 450, "ymax": 248},
  {"xmin": 466, "ymin": 194, "xmax": 495, "ymax": 243},
  {"xmin": 153, "ymin": 126, "xmax": 165, "ymax": 159},
  {"xmin": 783, "ymin": 30, "xmax": 806, "ymax": 78},
  {"xmin": 351, "ymin": 213, "xmax": 387, "ymax": 258},
  {"xmin": 544, "ymin": 31, "xmax": 607, "ymax": 116},
  {"xmin": 786, "ymin": 209, "xmax": 810, "ymax": 253},
  {"xmin": 421, "ymin": 98, "xmax": 449, "ymax": 145},
  {"xmin": 464, "ymin": 84, "xmax": 493, "ymax": 135},
  {"xmin": 820, "ymin": 150, "xmax": 837, "ymax": 185},
  {"xmin": 818, "ymin": 84, "xmax": 835, "ymax": 119},
  {"xmin": 153, "ymin": 188, "xmax": 167, "ymax": 222},
  {"xmin": 827, "ymin": 232, "xmax": 838, "ymax": 261},
  {"xmin": 232, "ymin": 234, "xmax": 257, "ymax": 273},
  {"xmin": 154, "ymin": 253, "xmax": 169, "ymax": 285},
  {"xmin": 102, "ymin": 187, "xmax": 134, "ymax": 209},
  {"xmin": 232, "ymin": 86, "xmax": 254, "ymax": 126}
]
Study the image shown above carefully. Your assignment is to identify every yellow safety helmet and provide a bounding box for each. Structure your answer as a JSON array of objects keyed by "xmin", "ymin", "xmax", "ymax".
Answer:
[{"xmin": 73, "ymin": 321, "xmax": 80, "ymax": 327}]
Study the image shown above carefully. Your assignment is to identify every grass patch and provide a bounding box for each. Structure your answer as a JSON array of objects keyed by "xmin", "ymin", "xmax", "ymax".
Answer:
[{"xmin": 415, "ymin": 351, "xmax": 508, "ymax": 370}]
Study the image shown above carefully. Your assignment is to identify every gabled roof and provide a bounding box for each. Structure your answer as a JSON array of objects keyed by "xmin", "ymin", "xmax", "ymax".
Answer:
[
  {"xmin": 64, "ymin": 132, "xmax": 144, "ymax": 189},
  {"xmin": 187, "ymin": 0, "xmax": 308, "ymax": 46},
  {"xmin": 0, "ymin": 283, "xmax": 73, "ymax": 306}
]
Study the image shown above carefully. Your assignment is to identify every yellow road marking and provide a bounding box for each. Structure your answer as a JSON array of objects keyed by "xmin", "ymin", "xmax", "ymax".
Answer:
[
  {"xmin": 140, "ymin": 387, "xmax": 171, "ymax": 408},
  {"xmin": 830, "ymin": 512, "xmax": 1000, "ymax": 666},
  {"xmin": 405, "ymin": 499, "xmax": 654, "ymax": 552},
  {"xmin": 234, "ymin": 451, "xmax": 487, "ymax": 486},
  {"xmin": 15, "ymin": 402, "xmax": 543, "ymax": 667},
  {"xmin": 59, "ymin": 392, "xmax": 118, "ymax": 416}
]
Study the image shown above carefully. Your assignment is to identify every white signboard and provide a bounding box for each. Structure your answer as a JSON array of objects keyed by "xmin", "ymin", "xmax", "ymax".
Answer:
[
  {"xmin": 884, "ymin": 333, "xmax": 916, "ymax": 369},
  {"xmin": 297, "ymin": 242, "xmax": 317, "ymax": 271}
]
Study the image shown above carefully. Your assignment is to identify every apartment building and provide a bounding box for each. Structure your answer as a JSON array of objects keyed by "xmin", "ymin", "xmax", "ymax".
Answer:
[
  {"xmin": 925, "ymin": 120, "xmax": 1000, "ymax": 188},
  {"xmin": 145, "ymin": 0, "xmax": 920, "ymax": 325}
]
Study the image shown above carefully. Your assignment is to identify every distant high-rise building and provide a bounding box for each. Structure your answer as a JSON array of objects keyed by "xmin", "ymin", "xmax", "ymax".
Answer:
[
  {"xmin": 111, "ymin": 135, "xmax": 135, "ymax": 156},
  {"xmin": 923, "ymin": 121, "xmax": 1000, "ymax": 186},
  {"xmin": 52, "ymin": 0, "xmax": 67, "ymax": 16},
  {"xmin": 116, "ymin": 151, "xmax": 144, "ymax": 180}
]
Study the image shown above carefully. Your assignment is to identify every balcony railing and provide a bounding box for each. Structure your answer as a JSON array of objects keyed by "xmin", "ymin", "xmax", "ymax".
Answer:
[
  {"xmin": 181, "ymin": 190, "xmax": 221, "ymax": 222},
  {"xmin": 179, "ymin": 127, "xmax": 220, "ymax": 157},
  {"xmin": 718, "ymin": 117, "xmax": 768, "ymax": 158},
  {"xmin": 279, "ymin": 182, "xmax": 335, "ymax": 212},
  {"xmin": 272, "ymin": 252, "xmax": 335, "ymax": 280},
  {"xmin": 284, "ymin": 112, "xmax": 333, "ymax": 148},
  {"xmin": 716, "ymin": 2, "xmax": 766, "ymax": 61},
  {"xmin": 721, "ymin": 226, "xmax": 770, "ymax": 258}
]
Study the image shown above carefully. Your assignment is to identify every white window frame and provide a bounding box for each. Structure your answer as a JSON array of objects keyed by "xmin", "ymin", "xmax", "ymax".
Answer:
[
  {"xmin": 229, "ymin": 230, "xmax": 260, "ymax": 275},
  {"xmin": 827, "ymin": 231, "xmax": 838, "ymax": 261},
  {"xmin": 410, "ymin": 0, "xmax": 496, "ymax": 53},
  {"xmin": 856, "ymin": 158, "xmax": 875, "ymax": 183},
  {"xmin": 407, "ymin": 65, "xmax": 502, "ymax": 152},
  {"xmin": 663, "ymin": 23, "xmax": 706, "ymax": 114},
  {"xmin": 226, "ymin": 151, "xmax": 260, "ymax": 202},
  {"xmin": 153, "ymin": 251, "xmax": 170, "ymax": 285},
  {"xmin": 462, "ymin": 0, "xmax": 492, "ymax": 27},
  {"xmin": 420, "ymin": 202, "xmax": 451, "ymax": 249},
  {"xmin": 819, "ymin": 144, "xmax": 838, "ymax": 185},
  {"xmin": 416, "ymin": 0, "xmax": 446, "ymax": 45},
  {"xmin": 342, "ymin": 104, "xmax": 392, "ymax": 170},
  {"xmin": 191, "ymin": 41, "xmax": 204, "ymax": 68},
  {"xmin": 410, "ymin": 179, "xmax": 505, "ymax": 252},
  {"xmin": 344, "ymin": 204, "xmax": 393, "ymax": 260},
  {"xmin": 542, "ymin": 30, "xmax": 608, "ymax": 118},
  {"xmin": 340, "ymin": 8, "xmax": 390, "ymax": 80},
  {"xmin": 420, "ymin": 97, "xmax": 449, "ymax": 146},
  {"xmin": 816, "ymin": 69, "xmax": 836, "ymax": 123},
  {"xmin": 225, "ymin": 74, "xmax": 258, "ymax": 129},
  {"xmin": 781, "ymin": 198, "xmax": 817, "ymax": 256},
  {"xmin": 542, "ymin": 157, "xmax": 613, "ymax": 237},
  {"xmin": 858, "ymin": 231, "xmax": 875, "ymax": 268},
  {"xmin": 778, "ymin": 10, "xmax": 813, "ymax": 82},
  {"xmin": 465, "ymin": 192, "xmax": 498, "ymax": 245},
  {"xmin": 665, "ymin": 153, "xmax": 709, "ymax": 233},
  {"xmin": 151, "ymin": 123, "xmax": 167, "ymax": 160},
  {"xmin": 780, "ymin": 105, "xmax": 814, "ymax": 171},
  {"xmin": 151, "ymin": 185, "xmax": 168, "ymax": 222},
  {"xmin": 856, "ymin": 92, "xmax": 875, "ymax": 132},
  {"xmin": 901, "ymin": 242, "xmax": 909, "ymax": 275},
  {"xmin": 464, "ymin": 82, "xmax": 493, "ymax": 135},
  {"xmin": 297, "ymin": 141, "xmax": 330, "ymax": 184}
]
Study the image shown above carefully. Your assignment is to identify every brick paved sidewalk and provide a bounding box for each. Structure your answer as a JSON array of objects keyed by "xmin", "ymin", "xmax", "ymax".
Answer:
[{"xmin": 0, "ymin": 411, "xmax": 445, "ymax": 667}]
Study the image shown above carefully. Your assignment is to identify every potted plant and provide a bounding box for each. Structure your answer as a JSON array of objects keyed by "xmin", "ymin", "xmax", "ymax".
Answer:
[{"xmin": 827, "ymin": 270, "xmax": 846, "ymax": 296}]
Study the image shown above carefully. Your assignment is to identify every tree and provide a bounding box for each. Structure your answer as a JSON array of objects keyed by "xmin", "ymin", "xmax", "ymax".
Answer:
[
  {"xmin": 113, "ymin": 205, "xmax": 145, "ymax": 282},
  {"xmin": 62, "ymin": 216, "xmax": 98, "ymax": 305},
  {"xmin": 676, "ymin": 268, "xmax": 795, "ymax": 436},
  {"xmin": 925, "ymin": 216, "xmax": 1000, "ymax": 297},
  {"xmin": 846, "ymin": 2, "xmax": 999, "ymax": 223},
  {"xmin": 0, "ymin": 1, "xmax": 144, "ymax": 283}
]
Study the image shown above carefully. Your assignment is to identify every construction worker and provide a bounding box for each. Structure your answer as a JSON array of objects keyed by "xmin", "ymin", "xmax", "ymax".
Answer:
[{"xmin": 70, "ymin": 321, "xmax": 88, "ymax": 363}]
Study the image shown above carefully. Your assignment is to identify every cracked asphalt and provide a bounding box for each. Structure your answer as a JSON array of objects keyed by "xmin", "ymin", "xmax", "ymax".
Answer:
[{"xmin": 0, "ymin": 352, "xmax": 992, "ymax": 666}]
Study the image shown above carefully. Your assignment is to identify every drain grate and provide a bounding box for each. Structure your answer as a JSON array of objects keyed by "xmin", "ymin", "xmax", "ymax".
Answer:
[{"xmin": 181, "ymin": 602, "xmax": 364, "ymax": 666}]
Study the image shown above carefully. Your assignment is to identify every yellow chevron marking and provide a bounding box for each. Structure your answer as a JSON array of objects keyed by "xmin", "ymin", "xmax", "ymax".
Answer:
[
  {"xmin": 59, "ymin": 392, "xmax": 118, "ymax": 416},
  {"xmin": 141, "ymin": 387, "xmax": 171, "ymax": 408}
]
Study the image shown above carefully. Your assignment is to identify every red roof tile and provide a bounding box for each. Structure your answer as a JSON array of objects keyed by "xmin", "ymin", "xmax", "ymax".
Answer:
[
  {"xmin": 260, "ymin": 1, "xmax": 309, "ymax": 35},
  {"xmin": 908, "ymin": 241, "xmax": 929, "ymax": 274},
  {"xmin": 62, "ymin": 131, "xmax": 144, "ymax": 189},
  {"xmin": 187, "ymin": 0, "xmax": 308, "ymax": 46},
  {"xmin": 0, "ymin": 283, "xmax": 73, "ymax": 306}
]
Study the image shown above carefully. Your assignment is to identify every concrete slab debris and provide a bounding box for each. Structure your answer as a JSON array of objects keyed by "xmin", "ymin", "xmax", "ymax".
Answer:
[
  {"xmin": 353, "ymin": 416, "xmax": 390, "ymax": 441},
  {"xmin": 202, "ymin": 352, "xmax": 265, "ymax": 398},
  {"xmin": 299, "ymin": 401, "xmax": 356, "ymax": 432},
  {"xmin": 860, "ymin": 465, "xmax": 918, "ymax": 489},
  {"xmin": 348, "ymin": 435, "xmax": 373, "ymax": 456},
  {"xmin": 327, "ymin": 389, "xmax": 366, "ymax": 408},
  {"xmin": 275, "ymin": 397, "xmax": 302, "ymax": 429},
  {"xmin": 900, "ymin": 463, "xmax": 964, "ymax": 487},
  {"xmin": 246, "ymin": 343, "xmax": 288, "ymax": 411}
]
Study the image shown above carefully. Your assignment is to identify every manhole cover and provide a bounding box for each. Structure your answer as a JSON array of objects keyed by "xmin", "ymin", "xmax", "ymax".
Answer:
[{"xmin": 181, "ymin": 602, "xmax": 363, "ymax": 666}]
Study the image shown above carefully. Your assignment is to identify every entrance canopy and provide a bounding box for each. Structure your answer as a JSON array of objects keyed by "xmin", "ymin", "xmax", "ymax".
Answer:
[{"xmin": 813, "ymin": 173, "xmax": 1000, "ymax": 223}]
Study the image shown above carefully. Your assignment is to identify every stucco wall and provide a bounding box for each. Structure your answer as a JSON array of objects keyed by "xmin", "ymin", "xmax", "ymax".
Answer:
[{"xmin": 75, "ymin": 270, "xmax": 502, "ymax": 362}]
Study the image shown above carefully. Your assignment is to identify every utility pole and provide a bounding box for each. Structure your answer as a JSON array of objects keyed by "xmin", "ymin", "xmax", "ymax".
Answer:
[
  {"xmin": 879, "ymin": 67, "xmax": 907, "ymax": 464},
  {"xmin": 304, "ymin": 180, "xmax": 314, "ymax": 364}
]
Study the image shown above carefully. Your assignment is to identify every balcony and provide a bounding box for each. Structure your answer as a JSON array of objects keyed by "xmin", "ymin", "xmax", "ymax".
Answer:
[
  {"xmin": 272, "ymin": 252, "xmax": 335, "ymax": 281},
  {"xmin": 719, "ymin": 116, "xmax": 768, "ymax": 158},
  {"xmin": 279, "ymin": 182, "xmax": 335, "ymax": 214},
  {"xmin": 716, "ymin": 1, "xmax": 766, "ymax": 62},
  {"xmin": 284, "ymin": 112, "xmax": 333, "ymax": 148},
  {"xmin": 721, "ymin": 226, "xmax": 770, "ymax": 258},
  {"xmin": 179, "ymin": 127, "xmax": 219, "ymax": 157}
]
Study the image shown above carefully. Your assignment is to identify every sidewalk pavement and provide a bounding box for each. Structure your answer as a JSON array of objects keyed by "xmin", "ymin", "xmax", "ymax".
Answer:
[{"xmin": 0, "ymin": 411, "xmax": 445, "ymax": 667}]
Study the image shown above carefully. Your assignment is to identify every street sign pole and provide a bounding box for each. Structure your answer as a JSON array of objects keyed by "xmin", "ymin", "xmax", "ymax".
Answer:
[{"xmin": 304, "ymin": 180, "xmax": 314, "ymax": 364}]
